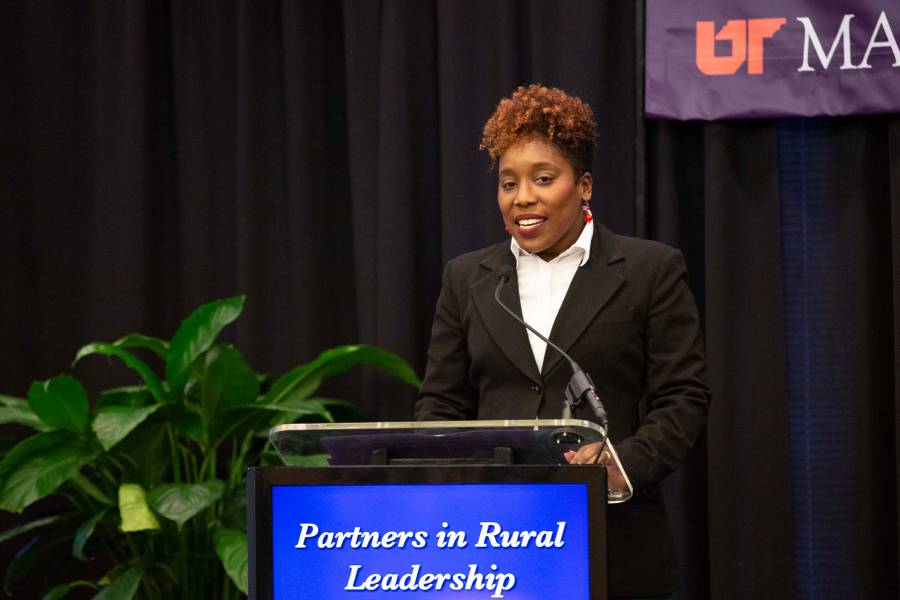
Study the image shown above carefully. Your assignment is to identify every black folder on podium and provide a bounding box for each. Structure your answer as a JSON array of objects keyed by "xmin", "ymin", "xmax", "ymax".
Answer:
[{"xmin": 248, "ymin": 419, "xmax": 632, "ymax": 600}]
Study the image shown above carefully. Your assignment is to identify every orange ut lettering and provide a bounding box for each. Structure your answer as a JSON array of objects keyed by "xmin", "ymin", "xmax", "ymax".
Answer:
[{"xmin": 696, "ymin": 18, "xmax": 786, "ymax": 75}]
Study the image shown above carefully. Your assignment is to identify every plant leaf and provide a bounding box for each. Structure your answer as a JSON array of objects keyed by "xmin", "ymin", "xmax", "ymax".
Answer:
[
  {"xmin": 73, "ymin": 509, "xmax": 108, "ymax": 561},
  {"xmin": 73, "ymin": 344, "xmax": 167, "ymax": 404},
  {"xmin": 27, "ymin": 376, "xmax": 90, "ymax": 434},
  {"xmin": 268, "ymin": 397, "xmax": 334, "ymax": 418},
  {"xmin": 69, "ymin": 473, "xmax": 114, "ymax": 505},
  {"xmin": 207, "ymin": 408, "xmax": 271, "ymax": 453},
  {"xmin": 147, "ymin": 480, "xmax": 225, "ymax": 528},
  {"xmin": 264, "ymin": 345, "xmax": 420, "ymax": 406},
  {"xmin": 95, "ymin": 387, "xmax": 152, "ymax": 412},
  {"xmin": 167, "ymin": 405, "xmax": 207, "ymax": 447},
  {"xmin": 112, "ymin": 334, "xmax": 170, "ymax": 360},
  {"xmin": 109, "ymin": 419, "xmax": 168, "ymax": 489},
  {"xmin": 197, "ymin": 345, "xmax": 260, "ymax": 422},
  {"xmin": 118, "ymin": 484, "xmax": 159, "ymax": 532},
  {"xmin": 92, "ymin": 405, "xmax": 161, "ymax": 451},
  {"xmin": 316, "ymin": 397, "xmax": 360, "ymax": 422},
  {"xmin": 281, "ymin": 453, "xmax": 330, "ymax": 467},
  {"xmin": 0, "ymin": 393, "xmax": 26, "ymax": 406},
  {"xmin": 214, "ymin": 529, "xmax": 248, "ymax": 594},
  {"xmin": 0, "ymin": 432, "xmax": 97, "ymax": 513},
  {"xmin": 253, "ymin": 398, "xmax": 335, "ymax": 427},
  {"xmin": 0, "ymin": 406, "xmax": 50, "ymax": 431},
  {"xmin": 0, "ymin": 394, "xmax": 52, "ymax": 431},
  {"xmin": 0, "ymin": 515, "xmax": 62, "ymax": 544},
  {"xmin": 217, "ymin": 487, "xmax": 248, "ymax": 531},
  {"xmin": 92, "ymin": 565, "xmax": 145, "ymax": 600},
  {"xmin": 43, "ymin": 580, "xmax": 98, "ymax": 600},
  {"xmin": 166, "ymin": 296, "xmax": 245, "ymax": 395},
  {"xmin": 97, "ymin": 564, "xmax": 126, "ymax": 587},
  {"xmin": 317, "ymin": 397, "xmax": 358, "ymax": 409},
  {"xmin": 0, "ymin": 431, "xmax": 69, "ymax": 480}
]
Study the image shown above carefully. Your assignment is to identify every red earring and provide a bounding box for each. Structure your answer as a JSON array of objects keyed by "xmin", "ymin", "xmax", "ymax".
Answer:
[
  {"xmin": 504, "ymin": 225, "xmax": 510, "ymax": 233},
  {"xmin": 582, "ymin": 201, "xmax": 593, "ymax": 223}
]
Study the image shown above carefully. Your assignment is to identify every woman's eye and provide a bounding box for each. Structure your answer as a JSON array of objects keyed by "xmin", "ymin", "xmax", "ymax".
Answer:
[
  {"xmin": 535, "ymin": 176, "xmax": 554, "ymax": 184},
  {"xmin": 501, "ymin": 181, "xmax": 516, "ymax": 191}
]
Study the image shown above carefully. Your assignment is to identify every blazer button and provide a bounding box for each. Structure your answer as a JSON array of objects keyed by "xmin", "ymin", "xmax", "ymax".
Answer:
[{"xmin": 530, "ymin": 384, "xmax": 541, "ymax": 393}]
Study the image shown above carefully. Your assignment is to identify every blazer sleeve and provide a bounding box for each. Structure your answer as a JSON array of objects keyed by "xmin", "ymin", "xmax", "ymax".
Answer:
[
  {"xmin": 614, "ymin": 248, "xmax": 711, "ymax": 492},
  {"xmin": 414, "ymin": 259, "xmax": 479, "ymax": 421}
]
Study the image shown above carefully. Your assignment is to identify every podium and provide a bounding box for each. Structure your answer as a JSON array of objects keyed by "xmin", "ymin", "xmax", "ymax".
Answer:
[{"xmin": 248, "ymin": 419, "xmax": 632, "ymax": 599}]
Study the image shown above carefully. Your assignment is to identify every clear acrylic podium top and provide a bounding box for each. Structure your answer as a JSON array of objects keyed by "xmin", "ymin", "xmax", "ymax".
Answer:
[{"xmin": 269, "ymin": 419, "xmax": 633, "ymax": 503}]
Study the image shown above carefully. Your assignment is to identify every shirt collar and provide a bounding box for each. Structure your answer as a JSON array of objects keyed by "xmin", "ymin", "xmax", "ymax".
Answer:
[{"xmin": 509, "ymin": 222, "xmax": 593, "ymax": 267}]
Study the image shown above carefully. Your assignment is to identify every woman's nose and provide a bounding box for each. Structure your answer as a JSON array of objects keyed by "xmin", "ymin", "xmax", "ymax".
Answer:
[{"xmin": 515, "ymin": 184, "xmax": 537, "ymax": 205}]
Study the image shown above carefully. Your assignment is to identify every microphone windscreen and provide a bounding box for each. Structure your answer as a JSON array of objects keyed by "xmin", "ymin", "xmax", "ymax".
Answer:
[{"xmin": 497, "ymin": 264, "xmax": 515, "ymax": 283}]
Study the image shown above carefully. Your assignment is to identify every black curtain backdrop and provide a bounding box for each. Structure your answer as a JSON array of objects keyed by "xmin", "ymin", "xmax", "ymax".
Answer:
[{"xmin": 1, "ymin": 1, "xmax": 898, "ymax": 599}]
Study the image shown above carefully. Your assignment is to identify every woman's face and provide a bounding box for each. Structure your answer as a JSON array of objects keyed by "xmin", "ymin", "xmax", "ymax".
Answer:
[{"xmin": 497, "ymin": 136, "xmax": 592, "ymax": 261}]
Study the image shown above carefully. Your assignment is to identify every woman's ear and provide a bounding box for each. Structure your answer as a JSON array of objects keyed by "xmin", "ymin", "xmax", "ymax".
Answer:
[{"xmin": 580, "ymin": 171, "xmax": 593, "ymax": 200}]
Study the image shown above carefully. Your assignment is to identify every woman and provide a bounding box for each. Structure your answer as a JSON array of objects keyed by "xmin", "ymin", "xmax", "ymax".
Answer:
[{"xmin": 415, "ymin": 84, "xmax": 710, "ymax": 599}]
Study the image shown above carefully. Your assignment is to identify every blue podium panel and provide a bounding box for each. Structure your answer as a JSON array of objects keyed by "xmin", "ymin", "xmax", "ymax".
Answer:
[
  {"xmin": 249, "ymin": 466, "xmax": 607, "ymax": 600},
  {"xmin": 273, "ymin": 483, "xmax": 588, "ymax": 599}
]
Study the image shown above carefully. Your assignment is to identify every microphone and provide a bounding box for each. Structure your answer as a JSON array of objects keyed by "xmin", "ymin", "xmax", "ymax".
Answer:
[{"xmin": 494, "ymin": 265, "xmax": 609, "ymax": 429}]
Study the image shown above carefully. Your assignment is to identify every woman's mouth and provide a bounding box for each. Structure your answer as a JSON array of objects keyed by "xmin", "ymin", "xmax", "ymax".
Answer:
[{"xmin": 514, "ymin": 216, "xmax": 547, "ymax": 237}]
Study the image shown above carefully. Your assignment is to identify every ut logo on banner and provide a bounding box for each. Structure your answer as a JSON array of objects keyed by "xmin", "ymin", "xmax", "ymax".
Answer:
[{"xmin": 696, "ymin": 19, "xmax": 786, "ymax": 75}]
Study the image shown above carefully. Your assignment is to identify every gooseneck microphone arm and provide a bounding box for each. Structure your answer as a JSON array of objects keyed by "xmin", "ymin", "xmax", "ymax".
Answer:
[{"xmin": 493, "ymin": 265, "xmax": 609, "ymax": 430}]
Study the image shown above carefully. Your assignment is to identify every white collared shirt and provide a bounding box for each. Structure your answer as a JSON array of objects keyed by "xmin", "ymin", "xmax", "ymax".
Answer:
[{"xmin": 510, "ymin": 223, "xmax": 593, "ymax": 372}]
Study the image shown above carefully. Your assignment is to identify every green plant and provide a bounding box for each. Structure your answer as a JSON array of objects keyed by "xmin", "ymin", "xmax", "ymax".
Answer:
[{"xmin": 0, "ymin": 296, "xmax": 419, "ymax": 599}]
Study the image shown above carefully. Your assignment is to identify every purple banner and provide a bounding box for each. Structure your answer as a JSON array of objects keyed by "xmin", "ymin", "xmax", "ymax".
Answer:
[{"xmin": 646, "ymin": 1, "xmax": 900, "ymax": 120}]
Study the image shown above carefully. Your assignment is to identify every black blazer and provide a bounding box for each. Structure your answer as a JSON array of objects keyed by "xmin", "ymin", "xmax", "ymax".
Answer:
[{"xmin": 415, "ymin": 223, "xmax": 710, "ymax": 598}]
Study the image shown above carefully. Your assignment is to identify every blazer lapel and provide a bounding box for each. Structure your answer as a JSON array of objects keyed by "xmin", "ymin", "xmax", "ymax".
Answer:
[
  {"xmin": 470, "ymin": 244, "xmax": 543, "ymax": 385},
  {"xmin": 542, "ymin": 224, "xmax": 626, "ymax": 378}
]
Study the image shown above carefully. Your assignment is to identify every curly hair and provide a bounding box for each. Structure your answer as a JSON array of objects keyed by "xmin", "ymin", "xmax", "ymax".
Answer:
[{"xmin": 481, "ymin": 84, "xmax": 597, "ymax": 176}]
